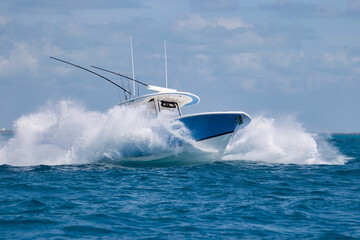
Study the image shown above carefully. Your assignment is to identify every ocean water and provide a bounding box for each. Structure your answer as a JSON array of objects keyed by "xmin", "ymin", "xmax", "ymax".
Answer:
[{"xmin": 0, "ymin": 101, "xmax": 359, "ymax": 239}]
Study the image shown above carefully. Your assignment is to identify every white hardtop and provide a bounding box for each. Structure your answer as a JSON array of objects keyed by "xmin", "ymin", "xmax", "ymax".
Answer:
[{"xmin": 118, "ymin": 85, "xmax": 200, "ymax": 108}]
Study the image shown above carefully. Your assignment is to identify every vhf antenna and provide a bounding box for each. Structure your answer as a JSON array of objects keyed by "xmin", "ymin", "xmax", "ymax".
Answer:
[
  {"xmin": 130, "ymin": 35, "xmax": 135, "ymax": 98},
  {"xmin": 164, "ymin": 40, "xmax": 168, "ymax": 88}
]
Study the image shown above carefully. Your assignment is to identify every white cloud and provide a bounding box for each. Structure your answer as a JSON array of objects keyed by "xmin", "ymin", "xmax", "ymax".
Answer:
[
  {"xmin": 190, "ymin": 0, "xmax": 239, "ymax": 12},
  {"xmin": 239, "ymin": 77, "xmax": 257, "ymax": 91},
  {"xmin": 349, "ymin": 0, "xmax": 360, "ymax": 10},
  {"xmin": 43, "ymin": 42, "xmax": 65, "ymax": 57},
  {"xmin": 176, "ymin": 14, "xmax": 210, "ymax": 31},
  {"xmin": 0, "ymin": 42, "xmax": 38, "ymax": 77},
  {"xmin": 347, "ymin": 0, "xmax": 360, "ymax": 16},
  {"xmin": 195, "ymin": 54, "xmax": 209, "ymax": 63},
  {"xmin": 0, "ymin": 15, "xmax": 9, "ymax": 25},
  {"xmin": 268, "ymin": 51, "xmax": 306, "ymax": 69},
  {"xmin": 352, "ymin": 56, "xmax": 360, "ymax": 63},
  {"xmin": 215, "ymin": 17, "xmax": 252, "ymax": 30},
  {"xmin": 175, "ymin": 14, "xmax": 251, "ymax": 31},
  {"xmin": 323, "ymin": 52, "xmax": 350, "ymax": 65},
  {"xmin": 230, "ymin": 52, "xmax": 262, "ymax": 71},
  {"xmin": 226, "ymin": 32, "xmax": 266, "ymax": 46},
  {"xmin": 261, "ymin": 1, "xmax": 340, "ymax": 18}
]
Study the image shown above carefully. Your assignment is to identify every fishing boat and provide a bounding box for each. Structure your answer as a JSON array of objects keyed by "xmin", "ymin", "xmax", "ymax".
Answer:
[
  {"xmin": 50, "ymin": 39, "xmax": 251, "ymax": 159},
  {"xmin": 118, "ymin": 85, "xmax": 251, "ymax": 155}
]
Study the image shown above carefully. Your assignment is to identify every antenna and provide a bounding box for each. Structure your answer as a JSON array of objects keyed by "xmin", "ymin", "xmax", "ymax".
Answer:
[
  {"xmin": 164, "ymin": 40, "xmax": 168, "ymax": 88},
  {"xmin": 130, "ymin": 35, "xmax": 135, "ymax": 98}
]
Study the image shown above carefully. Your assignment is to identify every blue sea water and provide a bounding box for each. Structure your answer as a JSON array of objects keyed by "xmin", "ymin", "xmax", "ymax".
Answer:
[{"xmin": 0, "ymin": 102, "xmax": 360, "ymax": 239}]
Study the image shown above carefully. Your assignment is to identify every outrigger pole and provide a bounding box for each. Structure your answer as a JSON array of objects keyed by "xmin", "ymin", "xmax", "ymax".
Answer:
[
  {"xmin": 50, "ymin": 56, "xmax": 132, "ymax": 97},
  {"xmin": 90, "ymin": 66, "xmax": 148, "ymax": 86}
]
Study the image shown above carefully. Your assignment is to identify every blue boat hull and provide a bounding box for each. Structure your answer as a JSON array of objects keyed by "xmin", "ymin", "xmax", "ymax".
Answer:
[{"xmin": 178, "ymin": 112, "xmax": 251, "ymax": 154}]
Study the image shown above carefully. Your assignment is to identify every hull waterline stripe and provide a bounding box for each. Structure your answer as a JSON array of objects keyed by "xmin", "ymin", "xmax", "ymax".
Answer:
[{"xmin": 196, "ymin": 131, "xmax": 234, "ymax": 142}]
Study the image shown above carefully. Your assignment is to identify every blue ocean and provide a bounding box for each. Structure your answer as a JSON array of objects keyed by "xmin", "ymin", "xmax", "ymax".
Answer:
[{"xmin": 0, "ymin": 101, "xmax": 359, "ymax": 239}]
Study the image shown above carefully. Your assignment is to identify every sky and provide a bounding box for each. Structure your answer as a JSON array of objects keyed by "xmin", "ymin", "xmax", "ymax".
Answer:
[{"xmin": 0, "ymin": 0, "xmax": 359, "ymax": 133}]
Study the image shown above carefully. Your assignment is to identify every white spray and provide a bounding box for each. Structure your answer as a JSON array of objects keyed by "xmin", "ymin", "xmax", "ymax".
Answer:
[
  {"xmin": 0, "ymin": 100, "xmax": 195, "ymax": 166},
  {"xmin": 0, "ymin": 102, "xmax": 348, "ymax": 166},
  {"xmin": 223, "ymin": 115, "xmax": 348, "ymax": 165}
]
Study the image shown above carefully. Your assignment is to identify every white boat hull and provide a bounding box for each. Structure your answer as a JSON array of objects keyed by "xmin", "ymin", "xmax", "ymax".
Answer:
[{"xmin": 195, "ymin": 131, "xmax": 233, "ymax": 156}]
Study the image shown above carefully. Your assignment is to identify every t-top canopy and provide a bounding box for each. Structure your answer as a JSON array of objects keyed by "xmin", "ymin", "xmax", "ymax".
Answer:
[{"xmin": 118, "ymin": 85, "xmax": 200, "ymax": 108}]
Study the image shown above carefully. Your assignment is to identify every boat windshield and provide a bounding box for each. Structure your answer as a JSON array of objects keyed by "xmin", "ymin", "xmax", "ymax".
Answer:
[
  {"xmin": 159, "ymin": 101, "xmax": 181, "ymax": 116},
  {"xmin": 145, "ymin": 99, "xmax": 182, "ymax": 117}
]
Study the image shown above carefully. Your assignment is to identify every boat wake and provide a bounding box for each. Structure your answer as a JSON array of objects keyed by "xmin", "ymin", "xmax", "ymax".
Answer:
[
  {"xmin": 223, "ymin": 115, "xmax": 348, "ymax": 165},
  {"xmin": 0, "ymin": 101, "xmax": 348, "ymax": 166}
]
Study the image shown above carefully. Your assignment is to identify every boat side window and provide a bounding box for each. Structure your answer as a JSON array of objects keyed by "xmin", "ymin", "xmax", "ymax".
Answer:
[
  {"xmin": 146, "ymin": 99, "xmax": 157, "ymax": 117},
  {"xmin": 159, "ymin": 101, "xmax": 181, "ymax": 116}
]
